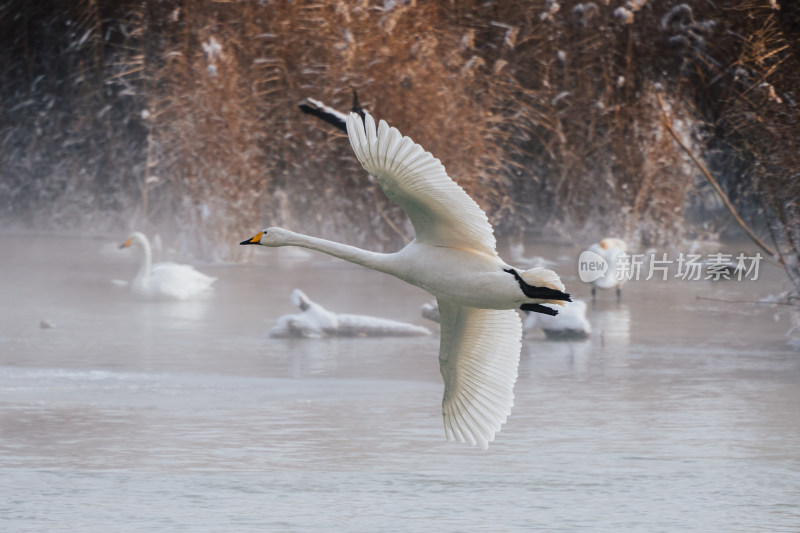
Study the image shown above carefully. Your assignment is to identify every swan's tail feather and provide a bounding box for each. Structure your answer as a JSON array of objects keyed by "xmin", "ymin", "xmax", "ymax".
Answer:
[{"xmin": 521, "ymin": 267, "xmax": 565, "ymax": 292}]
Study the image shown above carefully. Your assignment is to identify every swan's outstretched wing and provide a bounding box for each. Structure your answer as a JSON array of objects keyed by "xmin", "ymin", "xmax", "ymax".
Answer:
[
  {"xmin": 346, "ymin": 112, "xmax": 497, "ymax": 255},
  {"xmin": 436, "ymin": 299, "xmax": 522, "ymax": 449}
]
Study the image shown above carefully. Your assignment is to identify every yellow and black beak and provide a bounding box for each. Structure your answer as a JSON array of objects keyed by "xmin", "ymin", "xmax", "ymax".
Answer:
[
  {"xmin": 119, "ymin": 238, "xmax": 132, "ymax": 249},
  {"xmin": 240, "ymin": 232, "xmax": 263, "ymax": 246}
]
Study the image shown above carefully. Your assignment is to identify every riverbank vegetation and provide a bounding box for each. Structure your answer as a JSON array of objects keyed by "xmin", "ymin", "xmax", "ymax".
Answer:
[{"xmin": 1, "ymin": 0, "xmax": 797, "ymax": 292}]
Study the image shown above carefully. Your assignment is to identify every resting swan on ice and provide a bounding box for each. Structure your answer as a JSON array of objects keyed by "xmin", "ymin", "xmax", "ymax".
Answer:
[
  {"xmin": 242, "ymin": 111, "xmax": 571, "ymax": 449},
  {"xmin": 119, "ymin": 232, "xmax": 216, "ymax": 300},
  {"xmin": 523, "ymin": 299, "xmax": 591, "ymax": 340},
  {"xmin": 269, "ymin": 289, "xmax": 431, "ymax": 338}
]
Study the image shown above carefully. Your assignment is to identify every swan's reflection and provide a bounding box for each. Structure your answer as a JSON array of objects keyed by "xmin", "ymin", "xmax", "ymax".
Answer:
[{"xmin": 588, "ymin": 303, "xmax": 631, "ymax": 375}]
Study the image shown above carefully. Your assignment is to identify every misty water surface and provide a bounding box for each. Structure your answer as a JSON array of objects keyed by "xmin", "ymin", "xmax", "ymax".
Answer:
[{"xmin": 1, "ymin": 233, "xmax": 799, "ymax": 532}]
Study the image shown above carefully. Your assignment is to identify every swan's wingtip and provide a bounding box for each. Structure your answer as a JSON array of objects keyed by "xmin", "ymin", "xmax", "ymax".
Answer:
[
  {"xmin": 347, "ymin": 110, "xmax": 369, "ymax": 127},
  {"xmin": 364, "ymin": 112, "xmax": 376, "ymax": 134}
]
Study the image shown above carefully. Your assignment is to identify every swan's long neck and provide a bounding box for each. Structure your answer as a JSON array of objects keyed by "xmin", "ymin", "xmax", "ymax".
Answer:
[
  {"xmin": 134, "ymin": 237, "xmax": 153, "ymax": 286},
  {"xmin": 280, "ymin": 230, "xmax": 390, "ymax": 272}
]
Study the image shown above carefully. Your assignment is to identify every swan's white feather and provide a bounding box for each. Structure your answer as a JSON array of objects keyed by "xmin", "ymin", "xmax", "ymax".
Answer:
[
  {"xmin": 437, "ymin": 299, "xmax": 522, "ymax": 449},
  {"xmin": 346, "ymin": 113, "xmax": 497, "ymax": 255}
]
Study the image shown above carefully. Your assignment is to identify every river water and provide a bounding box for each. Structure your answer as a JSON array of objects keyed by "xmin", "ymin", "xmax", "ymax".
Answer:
[{"xmin": 1, "ymin": 233, "xmax": 798, "ymax": 532}]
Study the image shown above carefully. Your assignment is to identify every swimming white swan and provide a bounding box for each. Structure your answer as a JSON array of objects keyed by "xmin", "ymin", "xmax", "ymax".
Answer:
[
  {"xmin": 119, "ymin": 232, "xmax": 216, "ymax": 300},
  {"xmin": 242, "ymin": 112, "xmax": 571, "ymax": 448},
  {"xmin": 588, "ymin": 237, "xmax": 628, "ymax": 301},
  {"xmin": 270, "ymin": 289, "xmax": 431, "ymax": 338}
]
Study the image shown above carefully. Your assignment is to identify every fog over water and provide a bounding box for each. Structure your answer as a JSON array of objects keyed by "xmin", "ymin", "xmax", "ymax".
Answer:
[{"xmin": 1, "ymin": 233, "xmax": 798, "ymax": 532}]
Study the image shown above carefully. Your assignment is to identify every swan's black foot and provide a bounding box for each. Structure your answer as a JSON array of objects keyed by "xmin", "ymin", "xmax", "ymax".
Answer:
[
  {"xmin": 299, "ymin": 99, "xmax": 347, "ymax": 132},
  {"xmin": 298, "ymin": 89, "xmax": 365, "ymax": 133},
  {"xmin": 504, "ymin": 268, "xmax": 572, "ymax": 302},
  {"xmin": 350, "ymin": 88, "xmax": 366, "ymax": 123},
  {"xmin": 521, "ymin": 303, "xmax": 559, "ymax": 316}
]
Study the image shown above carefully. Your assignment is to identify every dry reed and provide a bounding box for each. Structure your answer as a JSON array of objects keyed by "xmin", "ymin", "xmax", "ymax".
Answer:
[{"xmin": 0, "ymin": 0, "xmax": 797, "ymax": 295}]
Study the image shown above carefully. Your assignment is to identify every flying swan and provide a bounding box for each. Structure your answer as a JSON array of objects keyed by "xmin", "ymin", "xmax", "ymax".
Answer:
[
  {"xmin": 242, "ymin": 112, "xmax": 571, "ymax": 448},
  {"xmin": 119, "ymin": 232, "xmax": 217, "ymax": 300}
]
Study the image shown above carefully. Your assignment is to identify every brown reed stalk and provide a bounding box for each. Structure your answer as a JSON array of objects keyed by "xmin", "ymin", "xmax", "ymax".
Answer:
[{"xmin": 1, "ymin": 0, "xmax": 798, "ymax": 283}]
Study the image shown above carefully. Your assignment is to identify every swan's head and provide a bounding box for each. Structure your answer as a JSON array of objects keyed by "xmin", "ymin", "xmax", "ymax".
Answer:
[
  {"xmin": 239, "ymin": 227, "xmax": 291, "ymax": 247},
  {"xmin": 598, "ymin": 238, "xmax": 627, "ymax": 252},
  {"xmin": 120, "ymin": 232, "xmax": 147, "ymax": 249},
  {"xmin": 290, "ymin": 289, "xmax": 312, "ymax": 311}
]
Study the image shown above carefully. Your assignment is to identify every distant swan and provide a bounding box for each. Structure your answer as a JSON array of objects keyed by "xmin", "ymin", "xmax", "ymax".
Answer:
[
  {"xmin": 242, "ymin": 112, "xmax": 571, "ymax": 448},
  {"xmin": 119, "ymin": 232, "xmax": 216, "ymax": 300},
  {"xmin": 269, "ymin": 289, "xmax": 431, "ymax": 338},
  {"xmin": 588, "ymin": 237, "xmax": 627, "ymax": 301}
]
